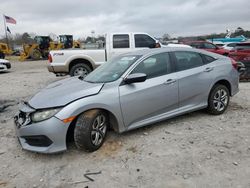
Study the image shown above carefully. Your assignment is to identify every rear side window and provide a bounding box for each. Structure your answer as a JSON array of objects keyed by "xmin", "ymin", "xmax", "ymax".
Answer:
[
  {"xmin": 135, "ymin": 34, "xmax": 156, "ymax": 48},
  {"xmin": 113, "ymin": 34, "xmax": 130, "ymax": 48},
  {"xmin": 190, "ymin": 42, "xmax": 204, "ymax": 49},
  {"xmin": 202, "ymin": 54, "xmax": 216, "ymax": 64},
  {"xmin": 227, "ymin": 43, "xmax": 237, "ymax": 47},
  {"xmin": 174, "ymin": 51, "xmax": 204, "ymax": 71}
]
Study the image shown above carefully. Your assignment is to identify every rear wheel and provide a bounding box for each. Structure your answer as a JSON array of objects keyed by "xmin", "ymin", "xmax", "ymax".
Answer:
[
  {"xmin": 69, "ymin": 63, "xmax": 92, "ymax": 77},
  {"xmin": 207, "ymin": 84, "xmax": 230, "ymax": 115},
  {"xmin": 74, "ymin": 110, "xmax": 108, "ymax": 152}
]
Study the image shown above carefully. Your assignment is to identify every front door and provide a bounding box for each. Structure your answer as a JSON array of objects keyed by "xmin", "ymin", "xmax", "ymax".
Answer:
[{"xmin": 119, "ymin": 52, "xmax": 179, "ymax": 128}]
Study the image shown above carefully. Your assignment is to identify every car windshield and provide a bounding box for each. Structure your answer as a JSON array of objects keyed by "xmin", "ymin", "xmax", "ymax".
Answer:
[{"xmin": 84, "ymin": 55, "xmax": 142, "ymax": 83}]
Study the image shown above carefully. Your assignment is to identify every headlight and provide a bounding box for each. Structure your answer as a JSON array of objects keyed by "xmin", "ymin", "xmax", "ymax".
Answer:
[{"xmin": 31, "ymin": 108, "xmax": 61, "ymax": 122}]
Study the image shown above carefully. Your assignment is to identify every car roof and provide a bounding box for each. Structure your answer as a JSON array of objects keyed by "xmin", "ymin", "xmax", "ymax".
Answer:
[{"xmin": 123, "ymin": 47, "xmax": 224, "ymax": 59}]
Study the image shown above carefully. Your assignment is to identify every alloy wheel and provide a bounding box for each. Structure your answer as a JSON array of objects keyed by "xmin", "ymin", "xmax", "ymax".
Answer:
[
  {"xmin": 213, "ymin": 89, "xmax": 228, "ymax": 112},
  {"xmin": 91, "ymin": 115, "xmax": 107, "ymax": 146}
]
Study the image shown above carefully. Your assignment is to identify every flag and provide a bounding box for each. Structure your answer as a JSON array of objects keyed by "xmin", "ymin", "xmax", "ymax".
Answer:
[
  {"xmin": 4, "ymin": 15, "xmax": 16, "ymax": 24},
  {"xmin": 7, "ymin": 27, "xmax": 11, "ymax": 34}
]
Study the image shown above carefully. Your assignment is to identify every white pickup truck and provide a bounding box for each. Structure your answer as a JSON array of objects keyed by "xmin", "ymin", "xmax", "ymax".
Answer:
[{"xmin": 48, "ymin": 32, "xmax": 189, "ymax": 76}]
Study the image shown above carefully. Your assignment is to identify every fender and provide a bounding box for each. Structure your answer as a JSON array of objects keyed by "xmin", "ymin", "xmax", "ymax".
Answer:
[
  {"xmin": 55, "ymin": 94, "xmax": 126, "ymax": 133},
  {"xmin": 65, "ymin": 54, "xmax": 96, "ymax": 72}
]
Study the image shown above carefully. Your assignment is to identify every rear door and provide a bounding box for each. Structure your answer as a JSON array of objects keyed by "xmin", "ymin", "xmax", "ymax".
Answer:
[
  {"xmin": 119, "ymin": 52, "xmax": 178, "ymax": 127},
  {"xmin": 172, "ymin": 51, "xmax": 214, "ymax": 108}
]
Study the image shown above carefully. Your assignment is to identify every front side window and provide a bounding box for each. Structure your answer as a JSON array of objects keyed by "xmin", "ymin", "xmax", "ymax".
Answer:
[
  {"xmin": 204, "ymin": 43, "xmax": 216, "ymax": 49},
  {"xmin": 113, "ymin": 34, "xmax": 129, "ymax": 48},
  {"xmin": 131, "ymin": 52, "xmax": 171, "ymax": 79},
  {"xmin": 174, "ymin": 51, "xmax": 204, "ymax": 71},
  {"xmin": 135, "ymin": 34, "xmax": 156, "ymax": 48}
]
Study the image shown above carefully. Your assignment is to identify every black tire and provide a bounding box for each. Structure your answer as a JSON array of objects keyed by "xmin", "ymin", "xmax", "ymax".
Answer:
[
  {"xmin": 207, "ymin": 84, "xmax": 230, "ymax": 115},
  {"xmin": 30, "ymin": 49, "xmax": 41, "ymax": 60},
  {"xmin": 74, "ymin": 110, "xmax": 108, "ymax": 152},
  {"xmin": 69, "ymin": 63, "xmax": 92, "ymax": 77}
]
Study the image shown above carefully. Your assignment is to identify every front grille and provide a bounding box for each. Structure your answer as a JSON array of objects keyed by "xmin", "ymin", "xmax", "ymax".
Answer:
[{"xmin": 21, "ymin": 135, "xmax": 52, "ymax": 147}]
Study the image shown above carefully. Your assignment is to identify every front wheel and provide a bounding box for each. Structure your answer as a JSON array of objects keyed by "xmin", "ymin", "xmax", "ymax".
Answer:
[
  {"xmin": 74, "ymin": 110, "xmax": 108, "ymax": 152},
  {"xmin": 207, "ymin": 84, "xmax": 230, "ymax": 115},
  {"xmin": 69, "ymin": 63, "xmax": 92, "ymax": 77}
]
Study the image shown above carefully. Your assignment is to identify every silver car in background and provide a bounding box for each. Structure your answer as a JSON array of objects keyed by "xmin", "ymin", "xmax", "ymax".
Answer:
[{"xmin": 14, "ymin": 48, "xmax": 239, "ymax": 153}]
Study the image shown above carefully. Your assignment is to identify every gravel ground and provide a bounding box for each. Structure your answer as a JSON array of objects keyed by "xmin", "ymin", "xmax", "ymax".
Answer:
[{"xmin": 0, "ymin": 60, "xmax": 250, "ymax": 188}]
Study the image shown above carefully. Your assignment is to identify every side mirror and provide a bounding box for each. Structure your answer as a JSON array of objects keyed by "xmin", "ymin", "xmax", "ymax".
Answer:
[
  {"xmin": 155, "ymin": 42, "xmax": 161, "ymax": 48},
  {"xmin": 149, "ymin": 41, "xmax": 161, "ymax": 48},
  {"xmin": 124, "ymin": 73, "xmax": 147, "ymax": 84}
]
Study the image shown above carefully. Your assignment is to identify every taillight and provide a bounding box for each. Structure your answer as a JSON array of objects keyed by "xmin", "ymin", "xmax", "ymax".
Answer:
[
  {"xmin": 230, "ymin": 58, "xmax": 238, "ymax": 70},
  {"xmin": 48, "ymin": 54, "xmax": 52, "ymax": 63}
]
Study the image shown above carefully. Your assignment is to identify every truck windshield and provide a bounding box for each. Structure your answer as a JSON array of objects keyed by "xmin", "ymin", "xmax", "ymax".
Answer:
[{"xmin": 84, "ymin": 55, "xmax": 142, "ymax": 83}]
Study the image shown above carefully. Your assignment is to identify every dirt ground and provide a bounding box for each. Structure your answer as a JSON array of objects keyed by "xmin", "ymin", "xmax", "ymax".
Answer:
[{"xmin": 0, "ymin": 60, "xmax": 250, "ymax": 188}]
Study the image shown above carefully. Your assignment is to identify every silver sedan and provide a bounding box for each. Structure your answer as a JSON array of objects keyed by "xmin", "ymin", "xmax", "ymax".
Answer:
[{"xmin": 14, "ymin": 48, "xmax": 239, "ymax": 153}]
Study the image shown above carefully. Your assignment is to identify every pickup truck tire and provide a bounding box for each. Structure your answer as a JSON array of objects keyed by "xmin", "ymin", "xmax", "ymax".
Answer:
[
  {"xmin": 74, "ymin": 110, "xmax": 108, "ymax": 152},
  {"xmin": 69, "ymin": 63, "xmax": 92, "ymax": 77}
]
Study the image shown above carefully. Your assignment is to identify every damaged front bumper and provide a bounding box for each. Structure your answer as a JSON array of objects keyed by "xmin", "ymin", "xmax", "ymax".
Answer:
[{"xmin": 14, "ymin": 104, "xmax": 70, "ymax": 153}]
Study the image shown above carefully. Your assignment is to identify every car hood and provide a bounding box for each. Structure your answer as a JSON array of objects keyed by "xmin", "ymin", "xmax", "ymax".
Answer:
[{"xmin": 28, "ymin": 77, "xmax": 104, "ymax": 109}]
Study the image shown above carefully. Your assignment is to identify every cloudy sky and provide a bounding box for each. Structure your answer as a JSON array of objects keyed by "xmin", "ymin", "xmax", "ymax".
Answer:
[{"xmin": 0, "ymin": 0, "xmax": 249, "ymax": 39}]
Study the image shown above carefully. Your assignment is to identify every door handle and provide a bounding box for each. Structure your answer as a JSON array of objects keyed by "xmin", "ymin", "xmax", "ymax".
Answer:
[
  {"xmin": 204, "ymin": 67, "xmax": 214, "ymax": 72},
  {"xmin": 164, "ymin": 79, "xmax": 176, "ymax": 85}
]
